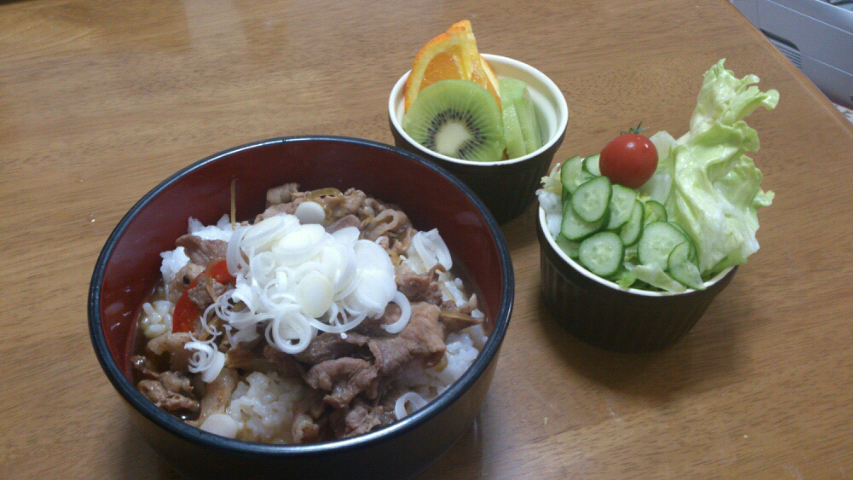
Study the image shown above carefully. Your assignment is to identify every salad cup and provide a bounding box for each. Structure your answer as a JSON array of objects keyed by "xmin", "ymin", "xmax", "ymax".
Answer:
[
  {"xmin": 536, "ymin": 207, "xmax": 737, "ymax": 353},
  {"xmin": 389, "ymin": 53, "xmax": 569, "ymax": 224},
  {"xmin": 533, "ymin": 60, "xmax": 779, "ymax": 352}
]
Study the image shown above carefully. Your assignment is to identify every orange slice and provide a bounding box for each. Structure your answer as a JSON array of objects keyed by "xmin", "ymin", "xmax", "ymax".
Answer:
[
  {"xmin": 463, "ymin": 22, "xmax": 501, "ymax": 107},
  {"xmin": 404, "ymin": 20, "xmax": 501, "ymax": 112},
  {"xmin": 477, "ymin": 56, "xmax": 501, "ymax": 102}
]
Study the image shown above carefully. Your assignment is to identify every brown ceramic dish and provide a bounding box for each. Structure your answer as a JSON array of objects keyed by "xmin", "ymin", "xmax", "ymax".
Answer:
[
  {"xmin": 389, "ymin": 54, "xmax": 569, "ymax": 224},
  {"xmin": 536, "ymin": 207, "xmax": 736, "ymax": 353},
  {"xmin": 88, "ymin": 136, "xmax": 514, "ymax": 480}
]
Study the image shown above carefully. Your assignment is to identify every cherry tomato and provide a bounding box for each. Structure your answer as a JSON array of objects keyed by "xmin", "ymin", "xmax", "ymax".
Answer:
[{"xmin": 599, "ymin": 132, "xmax": 658, "ymax": 189}]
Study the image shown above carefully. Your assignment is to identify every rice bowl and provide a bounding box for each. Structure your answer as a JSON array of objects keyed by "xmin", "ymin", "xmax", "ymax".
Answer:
[{"xmin": 89, "ymin": 136, "xmax": 514, "ymax": 479}]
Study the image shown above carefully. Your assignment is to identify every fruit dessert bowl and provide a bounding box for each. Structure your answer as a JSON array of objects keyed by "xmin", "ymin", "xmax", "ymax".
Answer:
[
  {"xmin": 88, "ymin": 136, "xmax": 514, "ymax": 479},
  {"xmin": 390, "ymin": 54, "xmax": 567, "ymax": 224}
]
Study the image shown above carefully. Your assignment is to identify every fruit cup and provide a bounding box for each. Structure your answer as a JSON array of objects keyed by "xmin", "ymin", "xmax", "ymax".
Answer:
[{"xmin": 389, "ymin": 54, "xmax": 569, "ymax": 224}]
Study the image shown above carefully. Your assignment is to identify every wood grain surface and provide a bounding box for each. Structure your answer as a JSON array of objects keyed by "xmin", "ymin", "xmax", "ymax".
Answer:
[{"xmin": 2, "ymin": 1, "xmax": 852, "ymax": 478}]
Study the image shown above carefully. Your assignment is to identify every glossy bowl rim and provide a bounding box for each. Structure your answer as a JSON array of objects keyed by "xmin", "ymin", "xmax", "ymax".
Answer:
[
  {"xmin": 388, "ymin": 53, "xmax": 569, "ymax": 167},
  {"xmin": 88, "ymin": 135, "xmax": 515, "ymax": 457},
  {"xmin": 537, "ymin": 206, "xmax": 734, "ymax": 297}
]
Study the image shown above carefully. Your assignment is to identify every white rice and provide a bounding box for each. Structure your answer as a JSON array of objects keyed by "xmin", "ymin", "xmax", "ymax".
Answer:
[
  {"xmin": 160, "ymin": 215, "xmax": 233, "ymax": 287},
  {"xmin": 225, "ymin": 371, "xmax": 308, "ymax": 444},
  {"xmin": 138, "ymin": 300, "xmax": 174, "ymax": 339},
  {"xmin": 394, "ymin": 325, "xmax": 486, "ymax": 405}
]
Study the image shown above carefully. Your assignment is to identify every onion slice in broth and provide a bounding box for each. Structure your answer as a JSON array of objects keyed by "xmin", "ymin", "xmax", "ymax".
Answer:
[{"xmin": 412, "ymin": 229, "xmax": 453, "ymax": 271}]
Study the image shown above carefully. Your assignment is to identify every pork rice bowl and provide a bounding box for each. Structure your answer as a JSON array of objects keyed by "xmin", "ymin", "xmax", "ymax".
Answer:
[{"xmin": 132, "ymin": 183, "xmax": 490, "ymax": 444}]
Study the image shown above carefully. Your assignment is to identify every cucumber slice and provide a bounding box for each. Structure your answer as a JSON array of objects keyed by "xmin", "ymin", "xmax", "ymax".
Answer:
[
  {"xmin": 667, "ymin": 221, "xmax": 698, "ymax": 263},
  {"xmin": 668, "ymin": 242, "xmax": 705, "ymax": 290},
  {"xmin": 644, "ymin": 200, "xmax": 667, "ymax": 224},
  {"xmin": 571, "ymin": 175, "xmax": 612, "ymax": 223},
  {"xmin": 578, "ymin": 231, "xmax": 624, "ymax": 278},
  {"xmin": 607, "ymin": 184, "xmax": 638, "ymax": 230},
  {"xmin": 582, "ymin": 154, "xmax": 601, "ymax": 176},
  {"xmin": 637, "ymin": 221, "xmax": 688, "ymax": 268},
  {"xmin": 561, "ymin": 198, "xmax": 607, "ymax": 241},
  {"xmin": 619, "ymin": 199, "xmax": 644, "ymax": 246},
  {"xmin": 560, "ymin": 155, "xmax": 585, "ymax": 194},
  {"xmin": 572, "ymin": 171, "xmax": 596, "ymax": 194},
  {"xmin": 555, "ymin": 233, "xmax": 581, "ymax": 259}
]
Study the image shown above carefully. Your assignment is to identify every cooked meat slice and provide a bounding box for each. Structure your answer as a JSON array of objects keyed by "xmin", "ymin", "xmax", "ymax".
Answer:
[
  {"xmin": 345, "ymin": 189, "xmax": 370, "ymax": 217},
  {"xmin": 291, "ymin": 390, "xmax": 328, "ymax": 443},
  {"xmin": 175, "ymin": 235, "xmax": 227, "ymax": 268},
  {"xmin": 185, "ymin": 271, "xmax": 230, "ymax": 313},
  {"xmin": 294, "ymin": 332, "xmax": 369, "ymax": 365},
  {"xmin": 439, "ymin": 310, "xmax": 483, "ymax": 333},
  {"xmin": 352, "ymin": 303, "xmax": 400, "ymax": 338},
  {"xmin": 301, "ymin": 303, "xmax": 445, "ymax": 412},
  {"xmin": 304, "ymin": 358, "xmax": 379, "ymax": 409},
  {"xmin": 314, "ymin": 188, "xmax": 367, "ymax": 220},
  {"xmin": 146, "ymin": 332, "xmax": 194, "ymax": 371},
  {"xmin": 292, "ymin": 412, "xmax": 321, "ymax": 444},
  {"xmin": 137, "ymin": 371, "xmax": 199, "ymax": 414},
  {"xmin": 369, "ymin": 302, "xmax": 446, "ymax": 374},
  {"xmin": 262, "ymin": 345, "xmax": 307, "ymax": 377},
  {"xmin": 388, "ymin": 226, "xmax": 415, "ymax": 257},
  {"xmin": 256, "ymin": 202, "xmax": 297, "ymax": 221},
  {"xmin": 363, "ymin": 209, "xmax": 410, "ymax": 241},
  {"xmin": 266, "ymin": 182, "xmax": 300, "ymax": 206},
  {"xmin": 325, "ymin": 214, "xmax": 361, "ymax": 233},
  {"xmin": 189, "ymin": 367, "xmax": 238, "ymax": 427},
  {"xmin": 166, "ymin": 262, "xmax": 205, "ymax": 302},
  {"xmin": 330, "ymin": 398, "xmax": 384, "ymax": 439},
  {"xmin": 224, "ymin": 338, "xmax": 281, "ymax": 373},
  {"xmin": 377, "ymin": 387, "xmax": 408, "ymax": 425},
  {"xmin": 357, "ymin": 195, "xmax": 385, "ymax": 220},
  {"xmin": 395, "ymin": 263, "xmax": 444, "ymax": 305},
  {"xmin": 130, "ymin": 354, "xmax": 161, "ymax": 380}
]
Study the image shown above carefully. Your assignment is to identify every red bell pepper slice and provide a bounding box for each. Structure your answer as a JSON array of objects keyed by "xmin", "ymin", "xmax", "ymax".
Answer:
[{"xmin": 171, "ymin": 259, "xmax": 234, "ymax": 333}]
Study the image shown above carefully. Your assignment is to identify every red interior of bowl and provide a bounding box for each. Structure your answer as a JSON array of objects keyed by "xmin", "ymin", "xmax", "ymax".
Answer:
[{"xmin": 96, "ymin": 137, "xmax": 507, "ymax": 379}]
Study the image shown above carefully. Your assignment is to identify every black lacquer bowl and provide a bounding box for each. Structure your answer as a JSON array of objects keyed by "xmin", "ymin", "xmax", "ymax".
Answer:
[{"xmin": 89, "ymin": 136, "xmax": 514, "ymax": 479}]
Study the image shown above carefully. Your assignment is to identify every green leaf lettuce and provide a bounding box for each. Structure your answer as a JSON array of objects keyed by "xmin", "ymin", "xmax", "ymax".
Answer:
[{"xmin": 658, "ymin": 59, "xmax": 779, "ymax": 276}]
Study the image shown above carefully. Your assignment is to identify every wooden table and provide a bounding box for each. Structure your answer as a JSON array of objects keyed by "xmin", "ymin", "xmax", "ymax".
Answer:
[{"xmin": 3, "ymin": 1, "xmax": 852, "ymax": 478}]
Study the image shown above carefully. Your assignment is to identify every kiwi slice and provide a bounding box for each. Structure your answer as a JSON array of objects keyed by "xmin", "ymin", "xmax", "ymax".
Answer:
[
  {"xmin": 499, "ymin": 78, "xmax": 543, "ymax": 155},
  {"xmin": 402, "ymin": 79, "xmax": 505, "ymax": 162}
]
